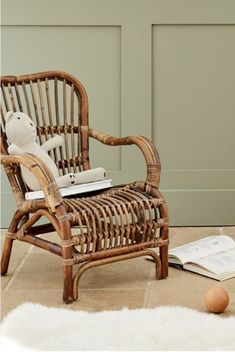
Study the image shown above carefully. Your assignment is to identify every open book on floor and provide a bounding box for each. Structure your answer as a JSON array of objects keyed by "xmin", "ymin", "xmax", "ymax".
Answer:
[
  {"xmin": 168, "ymin": 235, "xmax": 235, "ymax": 281},
  {"xmin": 25, "ymin": 179, "xmax": 113, "ymax": 200}
]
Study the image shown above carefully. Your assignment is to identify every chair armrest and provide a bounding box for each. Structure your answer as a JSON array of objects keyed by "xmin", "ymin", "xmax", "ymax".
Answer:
[
  {"xmin": 0, "ymin": 153, "xmax": 62, "ymax": 212},
  {"xmin": 89, "ymin": 128, "xmax": 161, "ymax": 187}
]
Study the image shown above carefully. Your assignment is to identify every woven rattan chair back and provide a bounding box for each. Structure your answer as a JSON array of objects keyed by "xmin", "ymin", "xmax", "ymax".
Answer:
[{"xmin": 1, "ymin": 71, "xmax": 89, "ymax": 177}]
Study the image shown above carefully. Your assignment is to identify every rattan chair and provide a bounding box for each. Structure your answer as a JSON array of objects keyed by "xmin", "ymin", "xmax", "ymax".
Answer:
[{"xmin": 0, "ymin": 71, "xmax": 169, "ymax": 303}]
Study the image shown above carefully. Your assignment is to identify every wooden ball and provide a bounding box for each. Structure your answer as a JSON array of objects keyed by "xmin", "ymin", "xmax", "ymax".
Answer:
[{"xmin": 204, "ymin": 287, "xmax": 229, "ymax": 313}]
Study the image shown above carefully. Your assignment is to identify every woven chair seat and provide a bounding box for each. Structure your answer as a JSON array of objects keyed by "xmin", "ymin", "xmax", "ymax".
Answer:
[{"xmin": 63, "ymin": 185, "xmax": 166, "ymax": 260}]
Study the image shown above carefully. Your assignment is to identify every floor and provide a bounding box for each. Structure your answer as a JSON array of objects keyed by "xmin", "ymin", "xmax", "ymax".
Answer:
[{"xmin": 1, "ymin": 227, "xmax": 235, "ymax": 319}]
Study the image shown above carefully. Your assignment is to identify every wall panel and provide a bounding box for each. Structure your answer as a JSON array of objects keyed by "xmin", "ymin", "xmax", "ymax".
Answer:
[{"xmin": 1, "ymin": 0, "xmax": 235, "ymax": 227}]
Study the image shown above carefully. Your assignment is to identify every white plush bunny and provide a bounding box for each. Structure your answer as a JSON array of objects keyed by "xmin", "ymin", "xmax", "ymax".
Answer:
[{"xmin": 5, "ymin": 111, "xmax": 106, "ymax": 191}]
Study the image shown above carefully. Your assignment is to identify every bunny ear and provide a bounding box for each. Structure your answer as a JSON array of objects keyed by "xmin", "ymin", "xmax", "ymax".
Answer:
[{"xmin": 5, "ymin": 111, "xmax": 14, "ymax": 123}]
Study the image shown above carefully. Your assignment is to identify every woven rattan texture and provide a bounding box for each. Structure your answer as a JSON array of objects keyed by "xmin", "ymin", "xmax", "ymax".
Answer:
[{"xmin": 63, "ymin": 185, "xmax": 165, "ymax": 256}]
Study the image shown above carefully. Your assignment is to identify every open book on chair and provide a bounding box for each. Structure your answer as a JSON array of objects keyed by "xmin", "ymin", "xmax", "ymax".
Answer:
[
  {"xmin": 25, "ymin": 179, "xmax": 113, "ymax": 200},
  {"xmin": 169, "ymin": 235, "xmax": 235, "ymax": 281}
]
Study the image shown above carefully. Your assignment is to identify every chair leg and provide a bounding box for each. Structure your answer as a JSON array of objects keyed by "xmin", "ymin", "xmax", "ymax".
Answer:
[
  {"xmin": 1, "ymin": 236, "xmax": 14, "ymax": 275},
  {"xmin": 147, "ymin": 250, "xmax": 162, "ymax": 279},
  {"xmin": 57, "ymin": 205, "xmax": 75, "ymax": 304},
  {"xmin": 160, "ymin": 245, "xmax": 168, "ymax": 279},
  {"xmin": 1, "ymin": 210, "xmax": 24, "ymax": 276},
  {"xmin": 157, "ymin": 195, "xmax": 169, "ymax": 279},
  {"xmin": 63, "ymin": 265, "xmax": 74, "ymax": 304}
]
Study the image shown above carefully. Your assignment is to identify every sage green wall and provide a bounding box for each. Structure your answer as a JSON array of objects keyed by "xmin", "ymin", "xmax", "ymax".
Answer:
[{"xmin": 1, "ymin": 0, "xmax": 235, "ymax": 227}]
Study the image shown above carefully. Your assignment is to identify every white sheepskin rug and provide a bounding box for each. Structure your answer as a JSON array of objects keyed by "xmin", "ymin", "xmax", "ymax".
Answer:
[{"xmin": 1, "ymin": 303, "xmax": 235, "ymax": 351}]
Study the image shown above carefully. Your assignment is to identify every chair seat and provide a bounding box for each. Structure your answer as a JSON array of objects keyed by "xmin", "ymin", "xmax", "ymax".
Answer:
[{"xmin": 62, "ymin": 184, "xmax": 166, "ymax": 260}]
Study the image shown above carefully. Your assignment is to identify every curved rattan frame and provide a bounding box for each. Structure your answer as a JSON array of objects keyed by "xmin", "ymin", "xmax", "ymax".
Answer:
[{"xmin": 1, "ymin": 71, "xmax": 169, "ymax": 303}]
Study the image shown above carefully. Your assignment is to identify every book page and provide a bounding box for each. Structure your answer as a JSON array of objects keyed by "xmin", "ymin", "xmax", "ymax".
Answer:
[
  {"xmin": 169, "ymin": 236, "xmax": 235, "ymax": 264},
  {"xmin": 185, "ymin": 247, "xmax": 235, "ymax": 275}
]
